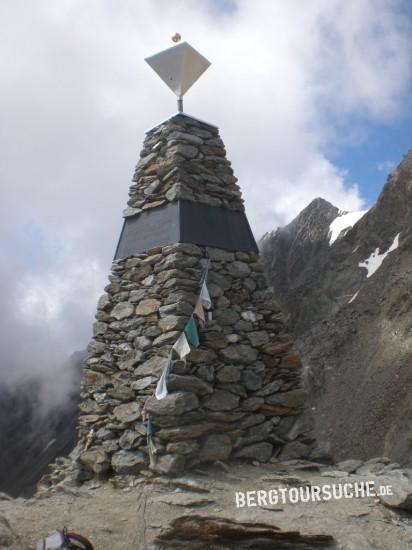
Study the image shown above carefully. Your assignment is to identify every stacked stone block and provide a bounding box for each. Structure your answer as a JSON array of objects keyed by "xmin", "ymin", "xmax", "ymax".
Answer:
[
  {"xmin": 123, "ymin": 114, "xmax": 243, "ymax": 218},
  {"xmin": 76, "ymin": 114, "xmax": 310, "ymax": 479}
]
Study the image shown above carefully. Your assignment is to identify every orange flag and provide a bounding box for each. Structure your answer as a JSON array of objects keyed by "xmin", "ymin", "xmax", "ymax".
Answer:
[{"xmin": 194, "ymin": 297, "xmax": 206, "ymax": 328}]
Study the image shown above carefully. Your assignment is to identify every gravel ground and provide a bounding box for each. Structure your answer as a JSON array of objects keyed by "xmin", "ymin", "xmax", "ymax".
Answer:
[{"xmin": 1, "ymin": 461, "xmax": 411, "ymax": 549}]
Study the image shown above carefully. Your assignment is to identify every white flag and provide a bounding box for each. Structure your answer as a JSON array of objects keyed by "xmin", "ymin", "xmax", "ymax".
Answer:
[
  {"xmin": 200, "ymin": 281, "xmax": 212, "ymax": 310},
  {"xmin": 172, "ymin": 331, "xmax": 191, "ymax": 360},
  {"xmin": 155, "ymin": 353, "xmax": 172, "ymax": 400}
]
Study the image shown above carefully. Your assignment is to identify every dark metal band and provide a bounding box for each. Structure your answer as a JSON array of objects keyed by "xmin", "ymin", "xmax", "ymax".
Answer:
[{"xmin": 114, "ymin": 200, "xmax": 258, "ymax": 260}]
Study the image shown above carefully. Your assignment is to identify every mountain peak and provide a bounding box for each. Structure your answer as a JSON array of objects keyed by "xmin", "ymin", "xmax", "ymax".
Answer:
[
  {"xmin": 287, "ymin": 197, "xmax": 339, "ymax": 243},
  {"xmin": 305, "ymin": 197, "xmax": 336, "ymax": 211}
]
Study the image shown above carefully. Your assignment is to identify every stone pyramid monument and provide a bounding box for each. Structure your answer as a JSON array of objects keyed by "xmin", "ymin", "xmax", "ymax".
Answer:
[{"xmin": 76, "ymin": 42, "xmax": 309, "ymax": 480}]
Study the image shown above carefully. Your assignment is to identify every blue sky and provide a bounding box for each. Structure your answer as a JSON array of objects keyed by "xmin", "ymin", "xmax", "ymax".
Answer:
[
  {"xmin": 306, "ymin": 0, "xmax": 412, "ymax": 211},
  {"xmin": 331, "ymin": 109, "xmax": 412, "ymax": 205}
]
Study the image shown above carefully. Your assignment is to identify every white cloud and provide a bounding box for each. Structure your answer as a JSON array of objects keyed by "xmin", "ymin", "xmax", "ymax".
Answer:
[
  {"xmin": 0, "ymin": 0, "xmax": 411, "ymax": 382},
  {"xmin": 377, "ymin": 160, "xmax": 396, "ymax": 172},
  {"xmin": 18, "ymin": 261, "xmax": 103, "ymax": 331}
]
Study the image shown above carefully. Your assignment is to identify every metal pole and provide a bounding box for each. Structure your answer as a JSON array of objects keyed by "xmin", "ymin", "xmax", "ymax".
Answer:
[{"xmin": 177, "ymin": 97, "xmax": 183, "ymax": 113}]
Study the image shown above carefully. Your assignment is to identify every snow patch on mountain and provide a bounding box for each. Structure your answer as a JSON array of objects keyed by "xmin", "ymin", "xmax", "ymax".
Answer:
[
  {"xmin": 329, "ymin": 210, "xmax": 367, "ymax": 245},
  {"xmin": 359, "ymin": 233, "xmax": 400, "ymax": 278},
  {"xmin": 348, "ymin": 290, "xmax": 359, "ymax": 304}
]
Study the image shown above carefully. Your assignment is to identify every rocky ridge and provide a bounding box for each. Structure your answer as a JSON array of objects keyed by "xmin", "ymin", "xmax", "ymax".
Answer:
[
  {"xmin": 261, "ymin": 149, "xmax": 412, "ymax": 465},
  {"xmin": 261, "ymin": 197, "xmax": 340, "ymax": 335}
]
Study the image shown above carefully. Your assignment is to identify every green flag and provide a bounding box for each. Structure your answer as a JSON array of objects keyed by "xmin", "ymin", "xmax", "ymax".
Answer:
[{"xmin": 185, "ymin": 315, "xmax": 200, "ymax": 347}]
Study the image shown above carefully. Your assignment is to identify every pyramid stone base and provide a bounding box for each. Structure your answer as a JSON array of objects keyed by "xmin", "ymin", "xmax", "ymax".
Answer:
[{"xmin": 77, "ymin": 242, "xmax": 308, "ymax": 478}]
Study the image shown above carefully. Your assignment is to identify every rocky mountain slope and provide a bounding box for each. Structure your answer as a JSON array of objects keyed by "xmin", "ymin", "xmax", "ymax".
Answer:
[
  {"xmin": 261, "ymin": 150, "xmax": 412, "ymax": 466},
  {"xmin": 0, "ymin": 352, "xmax": 84, "ymax": 497}
]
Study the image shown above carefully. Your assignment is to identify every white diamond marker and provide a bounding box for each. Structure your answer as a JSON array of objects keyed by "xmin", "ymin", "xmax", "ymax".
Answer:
[{"xmin": 145, "ymin": 42, "xmax": 211, "ymax": 112}]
